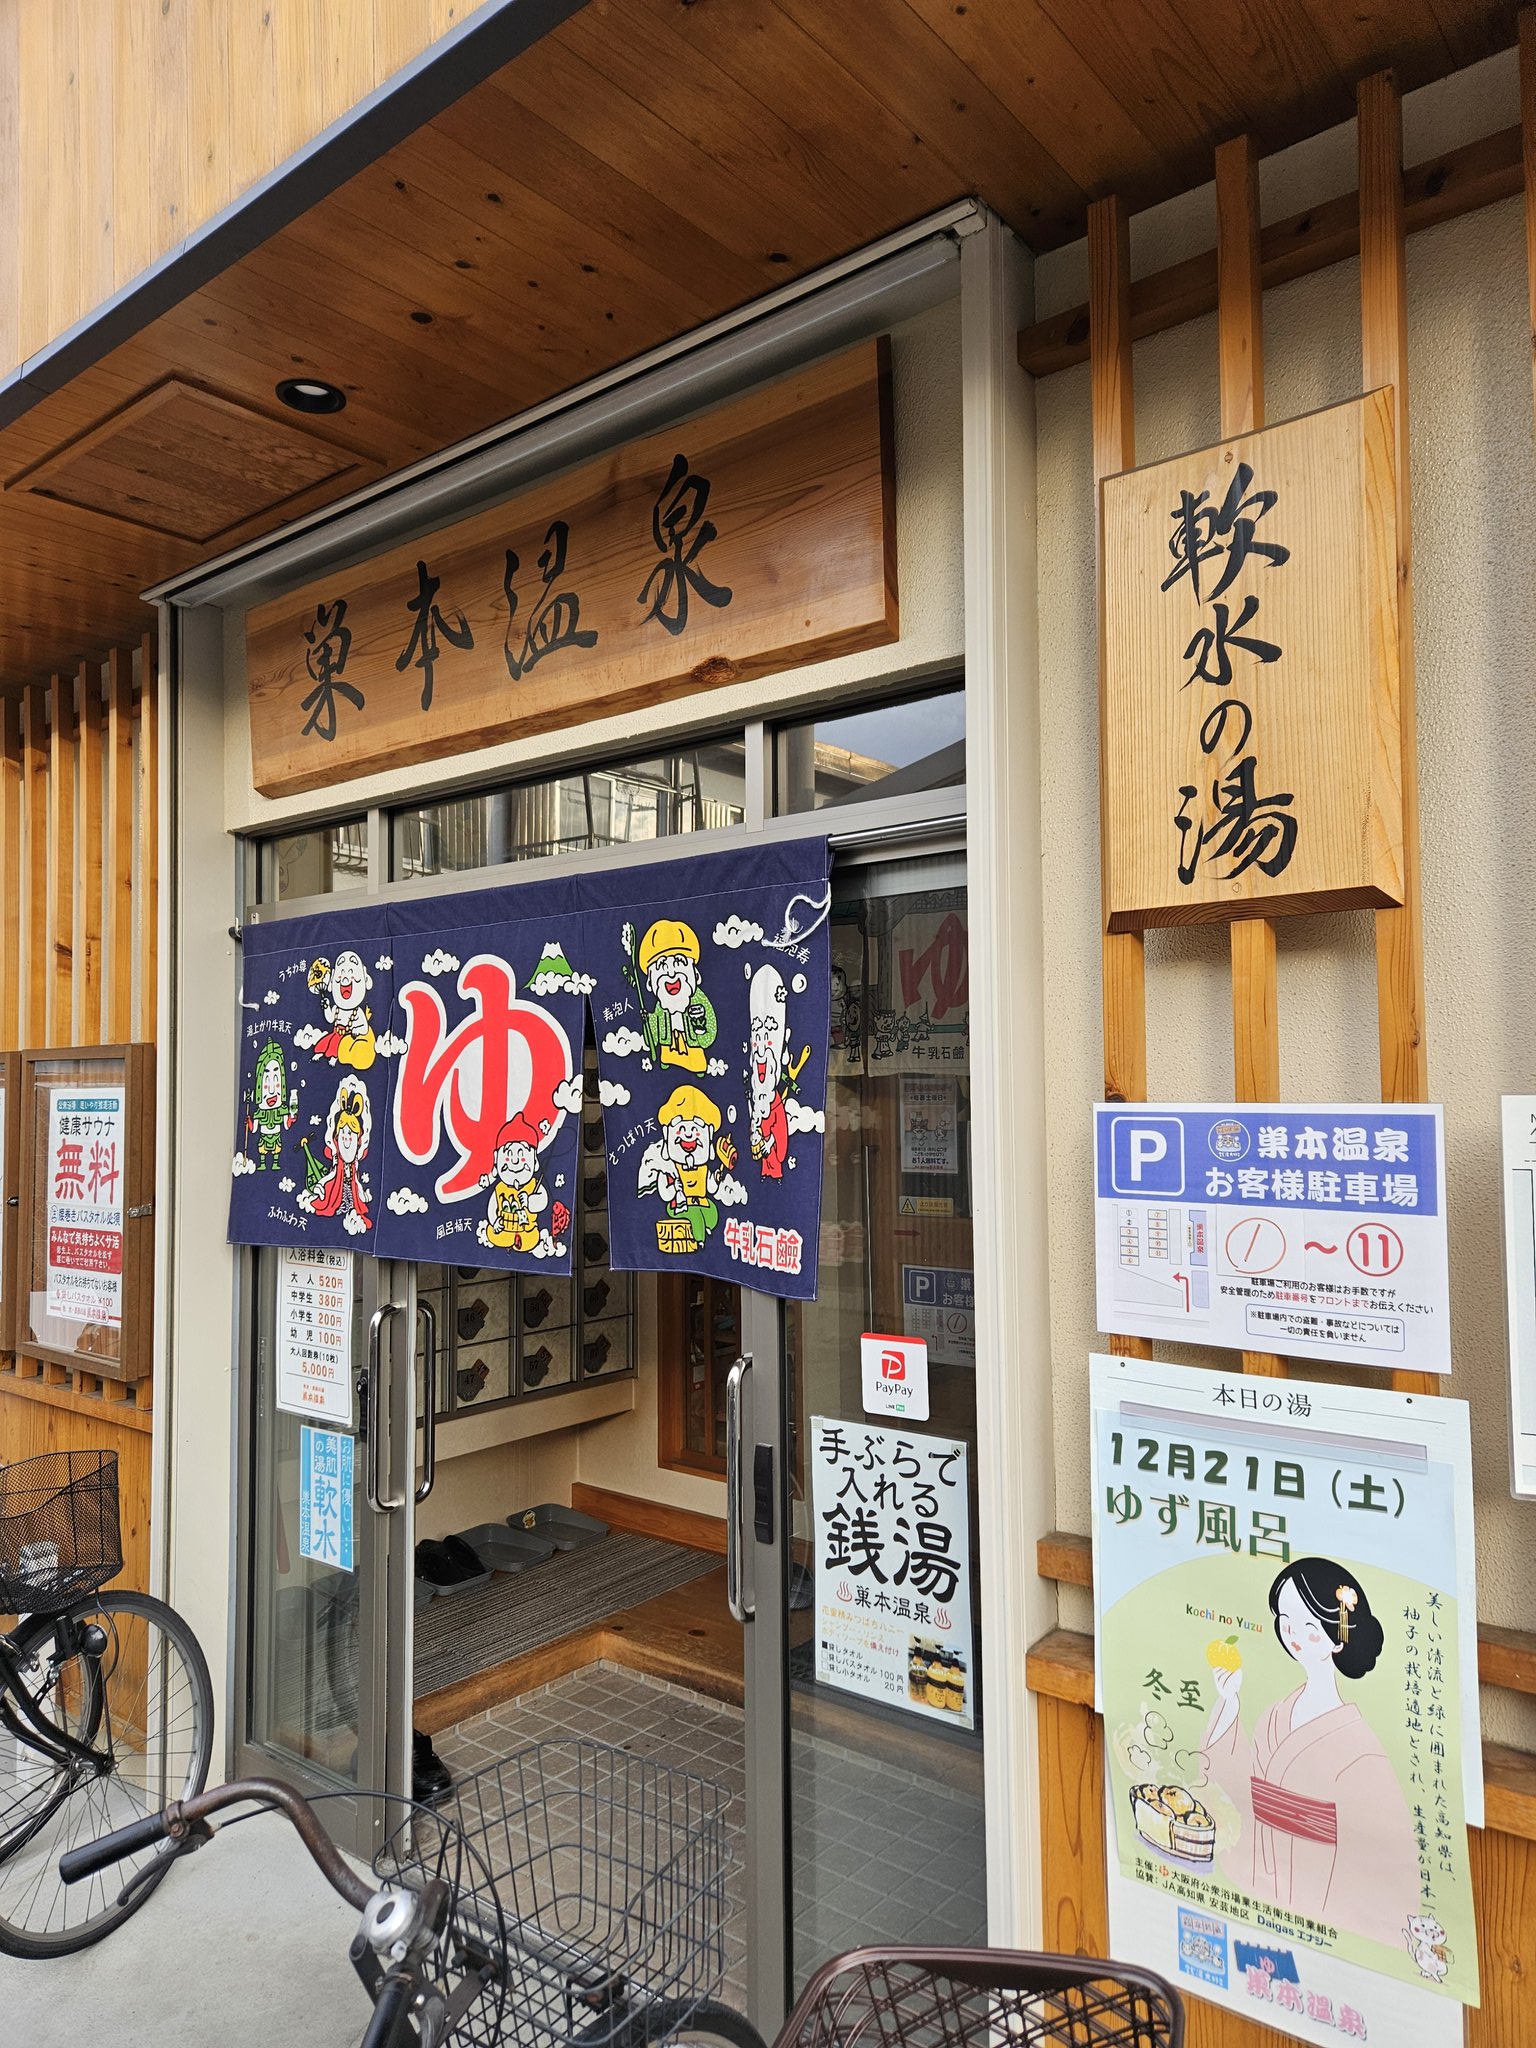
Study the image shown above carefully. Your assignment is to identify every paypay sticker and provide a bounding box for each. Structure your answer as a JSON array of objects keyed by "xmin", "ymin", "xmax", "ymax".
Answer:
[{"xmin": 861, "ymin": 1331, "xmax": 930, "ymax": 1421}]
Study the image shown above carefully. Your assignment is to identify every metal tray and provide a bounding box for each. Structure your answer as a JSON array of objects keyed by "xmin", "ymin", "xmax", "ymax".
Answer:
[
  {"xmin": 414, "ymin": 1576, "xmax": 436, "ymax": 1611},
  {"xmin": 506, "ymin": 1503, "xmax": 610, "ymax": 1551},
  {"xmin": 454, "ymin": 1522, "xmax": 557, "ymax": 1574}
]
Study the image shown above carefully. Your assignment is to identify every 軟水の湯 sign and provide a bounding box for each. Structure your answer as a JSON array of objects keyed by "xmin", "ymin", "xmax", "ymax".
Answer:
[
  {"xmin": 1093, "ymin": 1103, "xmax": 1449, "ymax": 1373},
  {"xmin": 245, "ymin": 341, "xmax": 897, "ymax": 797},
  {"xmin": 1091, "ymin": 1354, "xmax": 1480, "ymax": 2046},
  {"xmin": 1101, "ymin": 393, "xmax": 1404, "ymax": 930}
]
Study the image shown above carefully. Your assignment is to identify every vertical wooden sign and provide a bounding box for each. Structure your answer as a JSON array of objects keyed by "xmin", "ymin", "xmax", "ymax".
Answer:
[{"xmin": 1101, "ymin": 394, "xmax": 1405, "ymax": 932}]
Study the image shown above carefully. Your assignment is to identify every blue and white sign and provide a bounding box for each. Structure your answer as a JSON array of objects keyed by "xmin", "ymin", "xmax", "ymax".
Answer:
[
  {"xmin": 298, "ymin": 1424, "xmax": 355, "ymax": 1573},
  {"xmin": 1093, "ymin": 1104, "xmax": 1450, "ymax": 1373},
  {"xmin": 902, "ymin": 1263, "xmax": 975, "ymax": 1367}
]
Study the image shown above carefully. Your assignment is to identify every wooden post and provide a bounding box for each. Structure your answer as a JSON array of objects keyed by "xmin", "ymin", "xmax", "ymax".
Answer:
[
  {"xmin": 21, "ymin": 683, "xmax": 48, "ymax": 1047},
  {"xmin": 106, "ymin": 645, "xmax": 134, "ymax": 1044},
  {"xmin": 46, "ymin": 673, "xmax": 75, "ymax": 1046},
  {"xmin": 1090, "ymin": 195, "xmax": 1152, "ymax": 1362},
  {"xmin": 1359, "ymin": 72, "xmax": 1435, "ymax": 1399},
  {"xmin": 78, "ymin": 661, "xmax": 104, "ymax": 1046},
  {"xmin": 0, "ymin": 697, "xmax": 20, "ymax": 1052},
  {"xmin": 1216, "ymin": 136, "xmax": 1286, "ymax": 1383}
]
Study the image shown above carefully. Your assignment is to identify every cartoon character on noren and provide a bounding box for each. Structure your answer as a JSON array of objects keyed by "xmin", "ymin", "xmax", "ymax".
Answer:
[
  {"xmin": 747, "ymin": 962, "xmax": 810, "ymax": 1180},
  {"xmin": 298, "ymin": 1075, "xmax": 374, "ymax": 1234},
  {"xmin": 307, "ymin": 948, "xmax": 377, "ymax": 1069},
  {"xmin": 244, "ymin": 1039, "xmax": 297, "ymax": 1169},
  {"xmin": 625, "ymin": 918, "xmax": 716, "ymax": 1072},
  {"xmin": 1202, "ymin": 1555, "xmax": 1422, "ymax": 1952},
  {"xmin": 638, "ymin": 1083, "xmax": 737, "ymax": 1250},
  {"xmin": 478, "ymin": 1113, "xmax": 569, "ymax": 1254}
]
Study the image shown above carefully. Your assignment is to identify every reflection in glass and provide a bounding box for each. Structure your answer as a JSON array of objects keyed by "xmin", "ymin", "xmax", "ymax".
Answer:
[
  {"xmin": 775, "ymin": 687, "xmax": 964, "ymax": 814},
  {"xmin": 270, "ymin": 821, "xmax": 369, "ymax": 900},
  {"xmin": 392, "ymin": 741, "xmax": 747, "ymax": 880},
  {"xmin": 785, "ymin": 852, "xmax": 985, "ymax": 1985}
]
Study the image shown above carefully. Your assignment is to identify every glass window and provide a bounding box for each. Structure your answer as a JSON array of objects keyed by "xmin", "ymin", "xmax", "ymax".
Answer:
[
  {"xmin": 267, "ymin": 821, "xmax": 369, "ymax": 902},
  {"xmin": 774, "ymin": 685, "xmax": 964, "ymax": 814},
  {"xmin": 391, "ymin": 740, "xmax": 747, "ymax": 881}
]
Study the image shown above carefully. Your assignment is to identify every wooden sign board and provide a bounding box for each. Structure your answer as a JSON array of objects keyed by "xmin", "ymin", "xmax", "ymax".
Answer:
[
  {"xmin": 247, "ymin": 340, "xmax": 898, "ymax": 797},
  {"xmin": 1101, "ymin": 390, "xmax": 1404, "ymax": 930}
]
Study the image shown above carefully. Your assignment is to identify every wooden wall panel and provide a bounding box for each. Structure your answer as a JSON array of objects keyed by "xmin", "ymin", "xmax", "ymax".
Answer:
[
  {"xmin": 0, "ymin": 0, "xmax": 463, "ymax": 376},
  {"xmin": 0, "ymin": 634, "xmax": 158, "ymax": 1464}
]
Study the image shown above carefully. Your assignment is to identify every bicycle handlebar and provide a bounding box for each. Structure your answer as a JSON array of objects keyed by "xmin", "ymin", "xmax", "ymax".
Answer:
[
  {"xmin": 359, "ymin": 1972, "xmax": 416, "ymax": 2048},
  {"xmin": 59, "ymin": 1775, "xmax": 376, "ymax": 1912},
  {"xmin": 58, "ymin": 1809, "xmax": 171, "ymax": 1883}
]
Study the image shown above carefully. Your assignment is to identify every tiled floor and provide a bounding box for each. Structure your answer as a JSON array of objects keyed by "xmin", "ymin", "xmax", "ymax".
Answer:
[{"xmin": 434, "ymin": 1661, "xmax": 988, "ymax": 2015}]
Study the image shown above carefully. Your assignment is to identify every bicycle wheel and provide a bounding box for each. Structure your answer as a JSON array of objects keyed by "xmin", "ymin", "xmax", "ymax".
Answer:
[
  {"xmin": 0, "ymin": 1589, "xmax": 213, "ymax": 1957},
  {"xmin": 633, "ymin": 1999, "xmax": 768, "ymax": 2048}
]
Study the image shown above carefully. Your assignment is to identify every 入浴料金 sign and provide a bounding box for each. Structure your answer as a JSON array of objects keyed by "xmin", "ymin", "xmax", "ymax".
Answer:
[
  {"xmin": 1093, "ymin": 1103, "xmax": 1449, "ymax": 1373},
  {"xmin": 1100, "ymin": 393, "xmax": 1404, "ymax": 930},
  {"xmin": 245, "ymin": 341, "xmax": 897, "ymax": 797}
]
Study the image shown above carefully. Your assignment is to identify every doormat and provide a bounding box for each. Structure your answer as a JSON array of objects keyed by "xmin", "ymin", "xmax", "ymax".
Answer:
[{"xmin": 414, "ymin": 1531, "xmax": 718, "ymax": 1699}]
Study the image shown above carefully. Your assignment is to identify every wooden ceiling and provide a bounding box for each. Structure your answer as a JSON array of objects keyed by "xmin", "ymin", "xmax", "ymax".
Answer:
[{"xmin": 0, "ymin": 0, "xmax": 1519, "ymax": 686}]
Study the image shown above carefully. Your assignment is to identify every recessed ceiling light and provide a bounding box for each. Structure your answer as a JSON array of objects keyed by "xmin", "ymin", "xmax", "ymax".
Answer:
[{"xmin": 276, "ymin": 377, "xmax": 347, "ymax": 415}]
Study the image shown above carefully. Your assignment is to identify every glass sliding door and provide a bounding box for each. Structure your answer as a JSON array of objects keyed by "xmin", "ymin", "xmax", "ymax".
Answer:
[
  {"xmin": 241, "ymin": 1248, "xmax": 420, "ymax": 1855},
  {"xmin": 787, "ymin": 850, "xmax": 984, "ymax": 1981}
]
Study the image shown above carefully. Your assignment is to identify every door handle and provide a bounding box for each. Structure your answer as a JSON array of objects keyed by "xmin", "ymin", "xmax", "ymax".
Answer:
[
  {"xmin": 725, "ymin": 1353, "xmax": 754, "ymax": 1623},
  {"xmin": 364, "ymin": 1302, "xmax": 404, "ymax": 1513},
  {"xmin": 414, "ymin": 1298, "xmax": 438, "ymax": 1506}
]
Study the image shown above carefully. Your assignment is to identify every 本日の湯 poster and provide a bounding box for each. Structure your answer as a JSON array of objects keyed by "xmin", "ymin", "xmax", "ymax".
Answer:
[{"xmin": 1091, "ymin": 1354, "xmax": 1480, "ymax": 2045}]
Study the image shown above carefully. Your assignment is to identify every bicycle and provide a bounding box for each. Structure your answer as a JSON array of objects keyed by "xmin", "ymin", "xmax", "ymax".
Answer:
[
  {"xmin": 64, "ymin": 1737, "xmax": 768, "ymax": 2048},
  {"xmin": 0, "ymin": 1448, "xmax": 214, "ymax": 1956}
]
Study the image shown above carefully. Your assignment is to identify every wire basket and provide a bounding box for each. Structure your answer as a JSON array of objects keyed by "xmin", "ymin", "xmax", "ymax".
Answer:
[
  {"xmin": 780, "ymin": 1947, "xmax": 1185, "ymax": 2048},
  {"xmin": 0, "ymin": 1451, "xmax": 121, "ymax": 1615},
  {"xmin": 403, "ymin": 1738, "xmax": 731, "ymax": 2048}
]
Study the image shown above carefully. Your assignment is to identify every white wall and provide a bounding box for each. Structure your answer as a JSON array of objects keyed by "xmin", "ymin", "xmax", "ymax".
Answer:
[{"xmin": 1032, "ymin": 50, "xmax": 1536, "ymax": 1747}]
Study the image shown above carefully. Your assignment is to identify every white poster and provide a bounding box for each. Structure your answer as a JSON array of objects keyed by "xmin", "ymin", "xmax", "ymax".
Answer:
[
  {"xmin": 899, "ymin": 1077, "xmax": 958, "ymax": 1174},
  {"xmin": 1094, "ymin": 1104, "xmax": 1450, "ymax": 1373},
  {"xmin": 810, "ymin": 1416, "xmax": 973, "ymax": 1728},
  {"xmin": 1500, "ymin": 1096, "xmax": 1536, "ymax": 1497},
  {"xmin": 902, "ymin": 1263, "xmax": 975, "ymax": 1367},
  {"xmin": 45, "ymin": 1084, "xmax": 127, "ymax": 1326},
  {"xmin": 276, "ymin": 1247, "xmax": 354, "ymax": 1423},
  {"xmin": 867, "ymin": 900, "xmax": 969, "ymax": 1076},
  {"xmin": 1092, "ymin": 1354, "xmax": 1480, "ymax": 2046}
]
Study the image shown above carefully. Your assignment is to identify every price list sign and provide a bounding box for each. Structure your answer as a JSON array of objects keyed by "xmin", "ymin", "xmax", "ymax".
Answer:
[{"xmin": 276, "ymin": 1247, "xmax": 353, "ymax": 1422}]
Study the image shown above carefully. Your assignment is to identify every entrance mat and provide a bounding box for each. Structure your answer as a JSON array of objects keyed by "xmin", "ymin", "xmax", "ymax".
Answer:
[{"xmin": 414, "ymin": 1530, "xmax": 718, "ymax": 1698}]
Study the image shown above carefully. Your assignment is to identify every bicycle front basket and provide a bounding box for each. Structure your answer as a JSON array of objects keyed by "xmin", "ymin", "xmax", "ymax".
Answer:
[
  {"xmin": 0, "ymin": 1450, "xmax": 121, "ymax": 1614},
  {"xmin": 444, "ymin": 1737, "xmax": 732, "ymax": 2048}
]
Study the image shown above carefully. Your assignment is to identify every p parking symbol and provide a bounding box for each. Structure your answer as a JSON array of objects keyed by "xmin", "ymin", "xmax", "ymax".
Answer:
[{"xmin": 1110, "ymin": 1115, "xmax": 1185, "ymax": 1196}]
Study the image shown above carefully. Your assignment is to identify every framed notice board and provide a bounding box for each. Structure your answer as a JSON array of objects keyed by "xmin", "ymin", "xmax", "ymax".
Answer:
[
  {"xmin": 16, "ymin": 1045, "xmax": 155, "ymax": 1381},
  {"xmin": 0, "ymin": 1054, "xmax": 18, "ymax": 1353}
]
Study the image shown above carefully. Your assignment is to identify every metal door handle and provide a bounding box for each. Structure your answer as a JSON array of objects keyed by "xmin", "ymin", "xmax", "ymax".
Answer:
[
  {"xmin": 365, "ymin": 1303, "xmax": 404, "ymax": 1513},
  {"xmin": 725, "ymin": 1353, "xmax": 754, "ymax": 1622},
  {"xmin": 414, "ymin": 1298, "xmax": 438, "ymax": 1505}
]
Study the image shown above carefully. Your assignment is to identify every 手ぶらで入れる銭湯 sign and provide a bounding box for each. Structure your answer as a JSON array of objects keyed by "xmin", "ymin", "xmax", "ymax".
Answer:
[
  {"xmin": 1100, "ymin": 391, "xmax": 1404, "ymax": 930},
  {"xmin": 245, "ymin": 340, "xmax": 897, "ymax": 797}
]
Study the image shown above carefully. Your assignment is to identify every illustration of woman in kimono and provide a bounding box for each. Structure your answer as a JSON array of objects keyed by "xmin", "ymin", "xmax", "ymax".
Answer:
[{"xmin": 1204, "ymin": 1556, "xmax": 1420, "ymax": 1951}]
